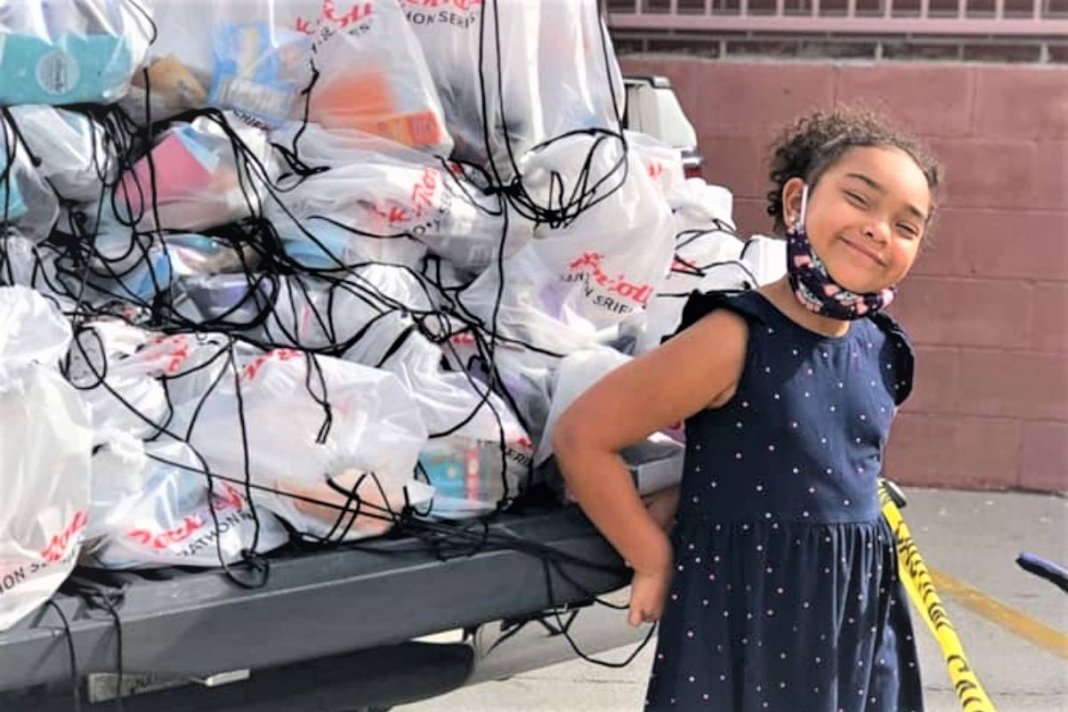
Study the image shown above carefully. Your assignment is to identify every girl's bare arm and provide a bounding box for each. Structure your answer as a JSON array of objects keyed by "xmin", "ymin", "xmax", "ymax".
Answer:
[{"xmin": 552, "ymin": 309, "xmax": 748, "ymax": 576}]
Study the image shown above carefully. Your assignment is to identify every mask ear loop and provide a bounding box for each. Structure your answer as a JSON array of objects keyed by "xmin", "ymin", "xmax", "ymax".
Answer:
[{"xmin": 794, "ymin": 183, "xmax": 809, "ymax": 233}]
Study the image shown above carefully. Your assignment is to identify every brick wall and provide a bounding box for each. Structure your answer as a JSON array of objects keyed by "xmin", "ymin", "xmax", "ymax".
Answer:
[{"xmin": 620, "ymin": 57, "xmax": 1068, "ymax": 492}]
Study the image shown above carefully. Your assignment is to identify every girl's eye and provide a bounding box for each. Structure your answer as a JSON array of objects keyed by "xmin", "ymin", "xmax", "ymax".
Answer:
[
  {"xmin": 844, "ymin": 191, "xmax": 868, "ymax": 207},
  {"xmin": 896, "ymin": 223, "xmax": 920, "ymax": 239}
]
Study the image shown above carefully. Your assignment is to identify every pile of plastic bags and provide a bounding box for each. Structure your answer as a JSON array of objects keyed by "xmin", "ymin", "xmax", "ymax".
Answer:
[{"xmin": 0, "ymin": 0, "xmax": 786, "ymax": 631}]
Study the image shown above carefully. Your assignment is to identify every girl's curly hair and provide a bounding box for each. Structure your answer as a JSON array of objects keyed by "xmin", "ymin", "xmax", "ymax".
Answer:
[{"xmin": 765, "ymin": 108, "xmax": 943, "ymax": 234}]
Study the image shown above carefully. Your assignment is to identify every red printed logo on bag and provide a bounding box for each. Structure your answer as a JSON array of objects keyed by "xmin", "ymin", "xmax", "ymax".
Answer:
[
  {"xmin": 162, "ymin": 335, "xmax": 191, "ymax": 374},
  {"xmin": 142, "ymin": 333, "xmax": 193, "ymax": 375},
  {"xmin": 295, "ymin": 1, "xmax": 375, "ymax": 34},
  {"xmin": 40, "ymin": 510, "xmax": 88, "ymax": 564},
  {"xmin": 127, "ymin": 485, "xmax": 246, "ymax": 551},
  {"xmin": 129, "ymin": 515, "xmax": 204, "ymax": 551},
  {"xmin": 242, "ymin": 349, "xmax": 302, "ymax": 381},
  {"xmin": 565, "ymin": 251, "xmax": 654, "ymax": 308},
  {"xmin": 371, "ymin": 168, "xmax": 440, "ymax": 230},
  {"xmin": 372, "ymin": 204, "xmax": 414, "ymax": 227},
  {"xmin": 214, "ymin": 484, "xmax": 246, "ymax": 512},
  {"xmin": 410, "ymin": 167, "xmax": 438, "ymax": 218}
]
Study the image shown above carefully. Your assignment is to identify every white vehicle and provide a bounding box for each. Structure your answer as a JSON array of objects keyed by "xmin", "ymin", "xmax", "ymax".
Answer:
[{"xmin": 623, "ymin": 74, "xmax": 705, "ymax": 179}]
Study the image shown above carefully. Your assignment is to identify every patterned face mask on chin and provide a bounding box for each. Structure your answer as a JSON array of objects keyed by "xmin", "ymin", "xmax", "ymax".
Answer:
[{"xmin": 786, "ymin": 184, "xmax": 896, "ymax": 321}]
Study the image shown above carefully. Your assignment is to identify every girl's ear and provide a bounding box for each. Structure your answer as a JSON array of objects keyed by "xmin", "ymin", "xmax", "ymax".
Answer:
[{"xmin": 782, "ymin": 177, "xmax": 806, "ymax": 228}]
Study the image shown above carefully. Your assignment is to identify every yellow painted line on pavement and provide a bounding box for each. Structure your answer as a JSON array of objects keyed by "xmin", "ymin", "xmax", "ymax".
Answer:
[{"xmin": 931, "ymin": 568, "xmax": 1068, "ymax": 660}]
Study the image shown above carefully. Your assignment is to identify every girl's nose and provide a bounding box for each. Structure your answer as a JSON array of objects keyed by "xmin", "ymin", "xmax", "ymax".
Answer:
[{"xmin": 864, "ymin": 220, "xmax": 891, "ymax": 244}]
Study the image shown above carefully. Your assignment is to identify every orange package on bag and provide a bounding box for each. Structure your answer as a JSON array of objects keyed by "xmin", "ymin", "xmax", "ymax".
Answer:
[{"xmin": 310, "ymin": 69, "xmax": 445, "ymax": 148}]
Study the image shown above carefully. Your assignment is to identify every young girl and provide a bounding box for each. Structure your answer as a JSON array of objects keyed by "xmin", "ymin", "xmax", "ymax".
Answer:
[{"xmin": 552, "ymin": 109, "xmax": 941, "ymax": 711}]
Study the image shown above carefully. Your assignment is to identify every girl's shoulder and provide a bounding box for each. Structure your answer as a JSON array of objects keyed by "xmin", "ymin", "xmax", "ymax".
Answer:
[
  {"xmin": 678, "ymin": 289, "xmax": 771, "ymax": 334},
  {"xmin": 678, "ymin": 288, "xmax": 915, "ymax": 407}
]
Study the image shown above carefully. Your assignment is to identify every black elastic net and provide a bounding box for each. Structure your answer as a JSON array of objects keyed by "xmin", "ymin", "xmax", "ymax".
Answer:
[{"xmin": 0, "ymin": 2, "xmax": 678, "ymax": 699}]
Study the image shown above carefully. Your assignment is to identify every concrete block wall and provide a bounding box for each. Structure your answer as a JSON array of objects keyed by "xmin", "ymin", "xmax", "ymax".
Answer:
[{"xmin": 619, "ymin": 57, "xmax": 1068, "ymax": 492}]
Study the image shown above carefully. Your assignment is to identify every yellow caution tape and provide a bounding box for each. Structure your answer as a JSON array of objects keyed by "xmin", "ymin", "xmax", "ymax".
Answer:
[{"xmin": 879, "ymin": 481, "xmax": 997, "ymax": 712}]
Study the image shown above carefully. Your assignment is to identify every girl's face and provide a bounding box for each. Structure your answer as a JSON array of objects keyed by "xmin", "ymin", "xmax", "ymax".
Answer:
[{"xmin": 783, "ymin": 145, "xmax": 932, "ymax": 294}]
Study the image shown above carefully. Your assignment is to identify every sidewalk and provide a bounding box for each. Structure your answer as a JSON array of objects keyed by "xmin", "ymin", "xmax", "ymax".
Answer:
[{"xmin": 400, "ymin": 487, "xmax": 1068, "ymax": 711}]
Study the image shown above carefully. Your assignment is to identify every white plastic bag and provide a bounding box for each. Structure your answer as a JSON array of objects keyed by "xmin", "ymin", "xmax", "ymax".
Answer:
[
  {"xmin": 0, "ymin": 235, "xmax": 71, "ymax": 312},
  {"xmin": 0, "ymin": 114, "xmax": 60, "ymax": 242},
  {"xmin": 621, "ymin": 234, "xmax": 783, "ymax": 355},
  {"xmin": 143, "ymin": 0, "xmax": 450, "ymax": 150},
  {"xmin": 627, "ymin": 131, "xmax": 686, "ymax": 202},
  {"xmin": 188, "ymin": 348, "xmax": 432, "ymax": 541},
  {"xmin": 261, "ymin": 264, "xmax": 435, "ymax": 351},
  {"xmin": 267, "ymin": 124, "xmax": 528, "ymax": 271},
  {"xmin": 134, "ymin": 0, "xmax": 311, "ymax": 126},
  {"xmin": 0, "ymin": 284, "xmax": 71, "ymax": 366},
  {"xmin": 535, "ymin": 347, "xmax": 684, "ymax": 495},
  {"xmin": 73, "ymin": 228, "xmax": 259, "ymax": 314},
  {"xmin": 65, "ymin": 319, "xmax": 170, "ymax": 441},
  {"xmin": 630, "ymin": 131, "xmax": 737, "ymax": 233},
  {"xmin": 609, "ymin": 153, "xmax": 751, "ymax": 353},
  {"xmin": 345, "ymin": 312, "xmax": 532, "ymax": 517},
  {"xmin": 112, "ymin": 113, "xmax": 273, "ymax": 233},
  {"xmin": 0, "ymin": 0, "xmax": 153, "ymax": 105},
  {"xmin": 66, "ymin": 221, "xmax": 173, "ymax": 307},
  {"xmin": 290, "ymin": 0, "xmax": 451, "ymax": 152},
  {"xmin": 67, "ymin": 328, "xmax": 237, "ymax": 440},
  {"xmin": 121, "ymin": 52, "xmax": 210, "ymax": 123},
  {"xmin": 171, "ymin": 272, "xmax": 274, "ymax": 330},
  {"xmin": 0, "ymin": 287, "xmax": 92, "ymax": 632},
  {"xmin": 83, "ymin": 438, "xmax": 289, "ymax": 569},
  {"xmin": 404, "ymin": 0, "xmax": 622, "ymax": 178},
  {"xmin": 626, "ymin": 131, "xmax": 741, "ymax": 233},
  {"xmin": 458, "ymin": 137, "xmax": 675, "ymax": 359},
  {"xmin": 31, "ymin": 109, "xmax": 111, "ymax": 176},
  {"xmin": 625, "ymin": 223, "xmax": 747, "ymax": 355},
  {"xmin": 670, "ymin": 178, "xmax": 737, "ymax": 235},
  {"xmin": 442, "ymin": 339, "xmax": 555, "ymax": 452},
  {"xmin": 741, "ymin": 235, "xmax": 788, "ymax": 286},
  {"xmin": 8, "ymin": 106, "xmax": 116, "ymax": 203},
  {"xmin": 259, "ymin": 275, "xmax": 376, "ymax": 351},
  {"xmin": 533, "ymin": 347, "xmax": 629, "ymax": 467}
]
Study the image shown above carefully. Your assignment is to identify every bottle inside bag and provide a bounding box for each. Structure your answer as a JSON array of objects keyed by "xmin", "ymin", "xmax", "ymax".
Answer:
[{"xmin": 419, "ymin": 437, "xmax": 502, "ymax": 516}]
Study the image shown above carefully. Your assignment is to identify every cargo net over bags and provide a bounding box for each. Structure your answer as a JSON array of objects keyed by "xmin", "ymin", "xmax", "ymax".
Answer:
[{"xmin": 0, "ymin": 0, "xmax": 757, "ymax": 632}]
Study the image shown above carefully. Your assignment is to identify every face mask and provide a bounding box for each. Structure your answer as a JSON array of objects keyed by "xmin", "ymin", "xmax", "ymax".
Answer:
[{"xmin": 786, "ymin": 184, "xmax": 895, "ymax": 320}]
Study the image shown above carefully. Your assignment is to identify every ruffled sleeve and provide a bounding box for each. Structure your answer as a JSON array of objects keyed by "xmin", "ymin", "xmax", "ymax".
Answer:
[
  {"xmin": 871, "ymin": 311, "xmax": 915, "ymax": 406},
  {"xmin": 676, "ymin": 288, "xmax": 764, "ymax": 336}
]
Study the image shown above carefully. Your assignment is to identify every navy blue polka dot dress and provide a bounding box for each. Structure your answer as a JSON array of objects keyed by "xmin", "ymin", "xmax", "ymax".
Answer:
[{"xmin": 645, "ymin": 290, "xmax": 925, "ymax": 712}]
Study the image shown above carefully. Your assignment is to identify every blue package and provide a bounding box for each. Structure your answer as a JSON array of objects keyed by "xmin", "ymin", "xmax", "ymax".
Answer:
[
  {"xmin": 118, "ymin": 249, "xmax": 173, "ymax": 302},
  {"xmin": 209, "ymin": 23, "xmax": 308, "ymax": 129},
  {"xmin": 419, "ymin": 454, "xmax": 467, "ymax": 501},
  {"xmin": 418, "ymin": 440, "xmax": 492, "ymax": 504},
  {"xmin": 172, "ymin": 125, "xmax": 222, "ymax": 173},
  {"xmin": 281, "ymin": 221, "xmax": 352, "ymax": 270},
  {"xmin": 0, "ymin": 130, "xmax": 28, "ymax": 220},
  {"xmin": 0, "ymin": 32, "xmax": 133, "ymax": 105},
  {"xmin": 0, "ymin": 182, "xmax": 28, "ymax": 221},
  {"xmin": 0, "ymin": 169, "xmax": 28, "ymax": 223}
]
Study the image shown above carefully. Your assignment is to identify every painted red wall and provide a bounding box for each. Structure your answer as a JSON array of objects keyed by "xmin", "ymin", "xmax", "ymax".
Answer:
[{"xmin": 620, "ymin": 57, "xmax": 1068, "ymax": 492}]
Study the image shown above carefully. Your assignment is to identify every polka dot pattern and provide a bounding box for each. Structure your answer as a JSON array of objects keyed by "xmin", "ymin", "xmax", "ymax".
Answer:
[{"xmin": 645, "ymin": 291, "xmax": 922, "ymax": 711}]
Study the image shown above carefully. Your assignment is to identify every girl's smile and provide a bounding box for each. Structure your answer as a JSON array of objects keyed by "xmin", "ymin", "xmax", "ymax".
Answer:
[
  {"xmin": 784, "ymin": 145, "xmax": 932, "ymax": 295},
  {"xmin": 838, "ymin": 234, "xmax": 887, "ymax": 268}
]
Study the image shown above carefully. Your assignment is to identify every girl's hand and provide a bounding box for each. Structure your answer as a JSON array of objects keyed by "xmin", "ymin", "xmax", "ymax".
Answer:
[{"xmin": 627, "ymin": 536, "xmax": 673, "ymax": 627}]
